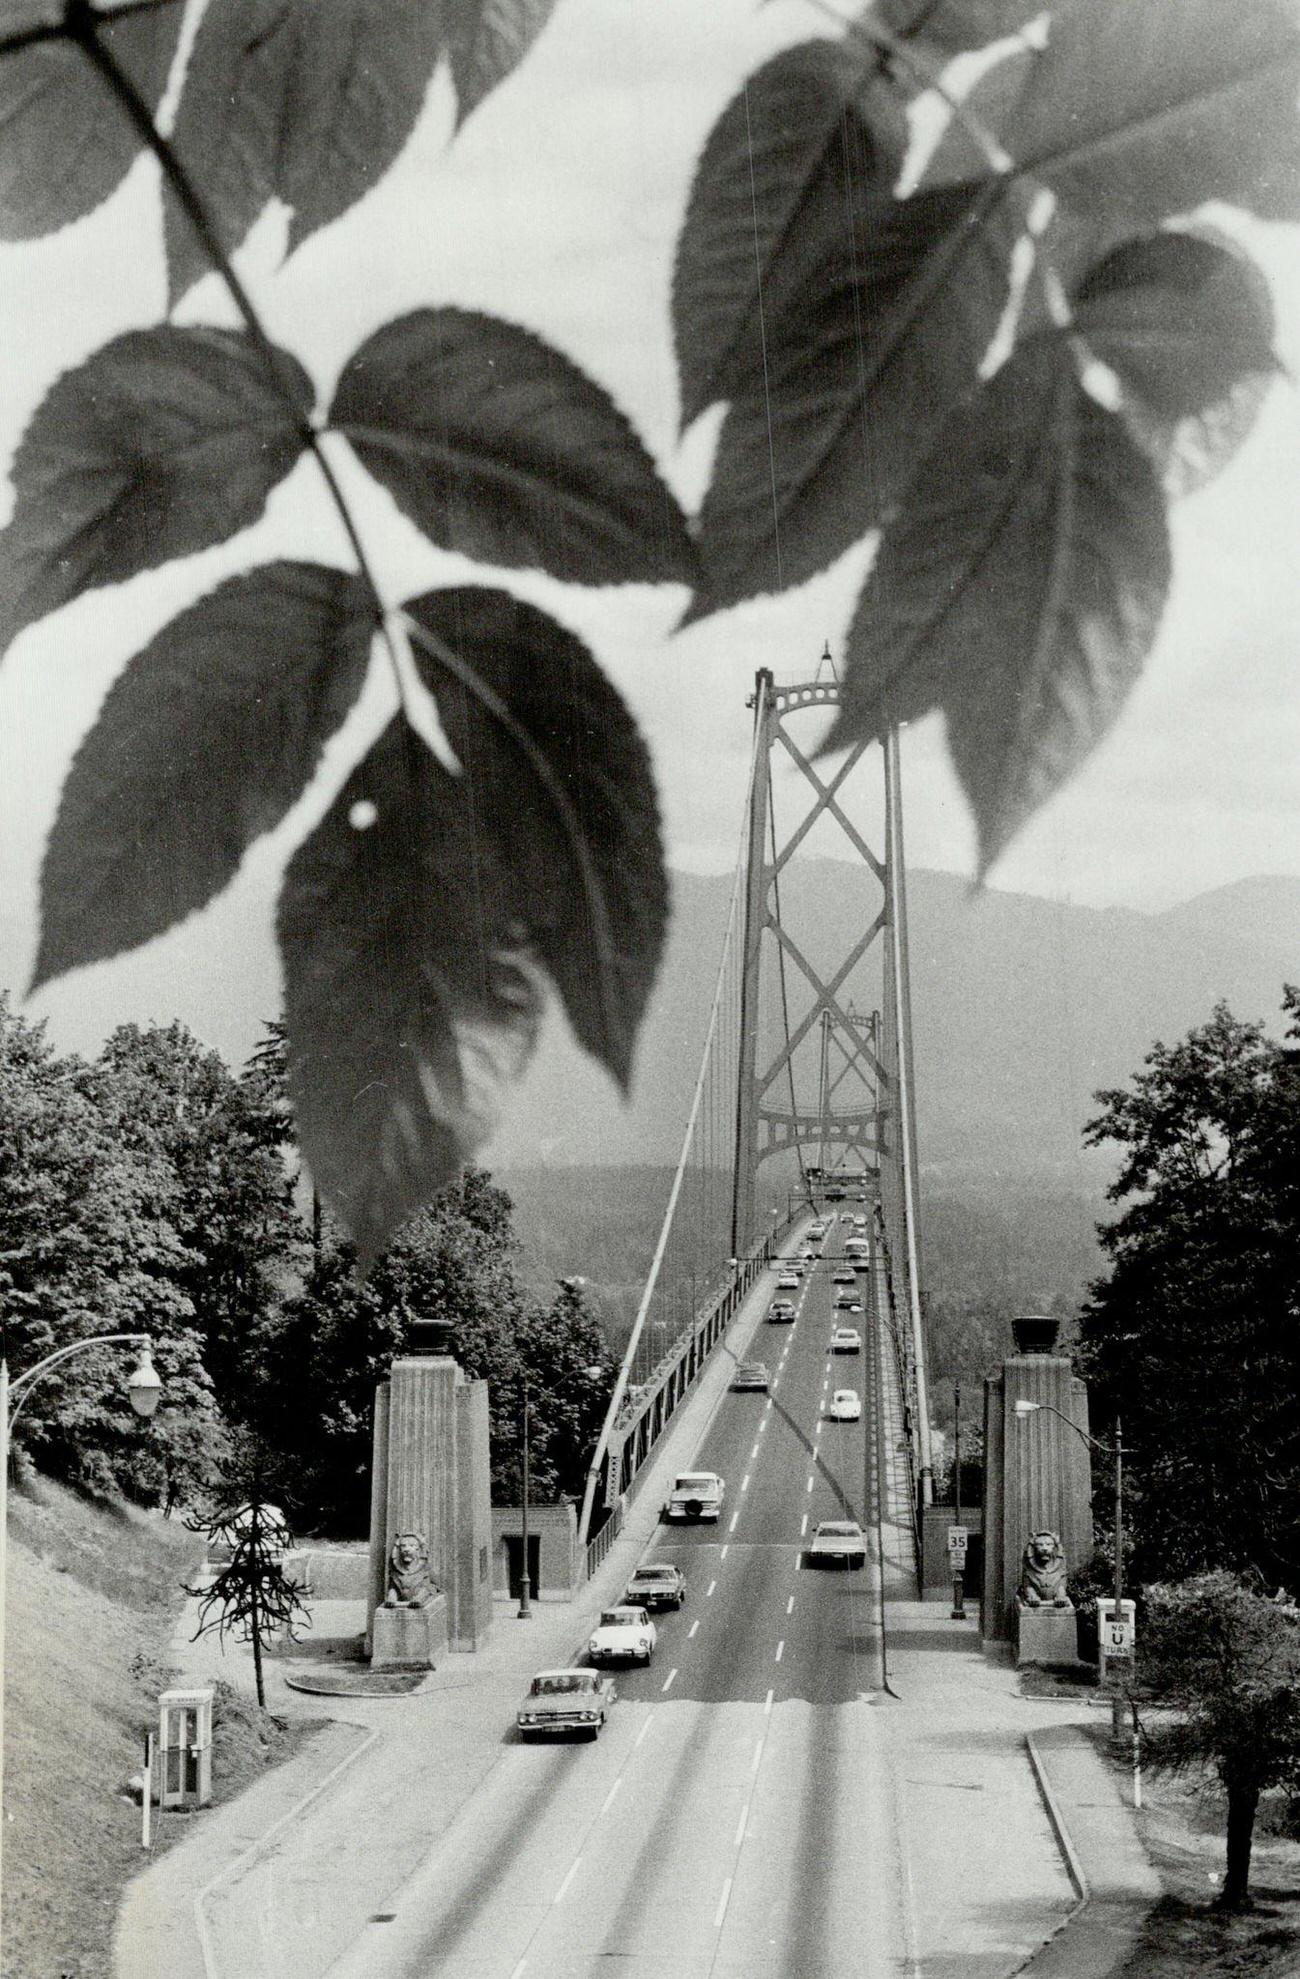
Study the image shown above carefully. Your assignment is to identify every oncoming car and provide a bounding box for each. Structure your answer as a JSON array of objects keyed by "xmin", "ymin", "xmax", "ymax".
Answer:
[
  {"xmin": 809, "ymin": 1520, "xmax": 867, "ymax": 1567},
  {"xmin": 588, "ymin": 1606, "xmax": 656, "ymax": 1666},
  {"xmin": 730, "ymin": 1361, "xmax": 770, "ymax": 1392},
  {"xmin": 625, "ymin": 1563, "xmax": 685, "ymax": 1610},
  {"xmin": 518, "ymin": 1669, "xmax": 617, "ymax": 1739},
  {"xmin": 826, "ymin": 1389, "xmax": 861, "ymax": 1422},
  {"xmin": 831, "ymin": 1326, "xmax": 862, "ymax": 1354}
]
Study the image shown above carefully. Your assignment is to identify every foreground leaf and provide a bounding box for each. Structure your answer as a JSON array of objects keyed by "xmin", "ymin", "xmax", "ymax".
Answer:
[
  {"xmin": 1074, "ymin": 231, "xmax": 1279, "ymax": 497},
  {"xmin": 1002, "ymin": 0, "xmax": 1300, "ymax": 226},
  {"xmin": 688, "ymin": 181, "xmax": 1006, "ymax": 616},
  {"xmin": 165, "ymin": 0, "xmax": 444, "ymax": 299},
  {"xmin": 832, "ymin": 336, "xmax": 1170, "ymax": 871},
  {"xmin": 871, "ymin": 0, "xmax": 1046, "ymax": 56},
  {"xmin": 0, "ymin": 327, "xmax": 313, "ymax": 663},
  {"xmin": 33, "ymin": 564, "xmax": 376, "ymax": 991},
  {"xmin": 672, "ymin": 39, "xmax": 880, "ymax": 430},
  {"xmin": 445, "ymin": 0, "xmax": 559, "ymax": 126},
  {"xmin": 403, "ymin": 586, "xmax": 668, "ymax": 1088},
  {"xmin": 332, "ymin": 308, "xmax": 694, "ymax": 585},
  {"xmin": 0, "ymin": 1, "xmax": 181, "ymax": 240}
]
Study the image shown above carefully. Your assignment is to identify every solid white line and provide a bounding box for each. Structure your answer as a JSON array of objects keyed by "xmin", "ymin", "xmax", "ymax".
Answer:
[
  {"xmin": 662, "ymin": 1667, "xmax": 678, "ymax": 1692},
  {"xmin": 800, "ymin": 1514, "xmax": 808, "ymax": 1537},
  {"xmin": 706, "ymin": 1579, "xmax": 717, "ymax": 1597},
  {"xmin": 775, "ymin": 1640, "xmax": 784, "ymax": 1663},
  {"xmin": 688, "ymin": 1619, "xmax": 699, "ymax": 1638},
  {"xmin": 764, "ymin": 1688, "xmax": 774, "ymax": 1715},
  {"xmin": 635, "ymin": 1713, "xmax": 654, "ymax": 1748},
  {"xmin": 714, "ymin": 1877, "xmax": 733, "ymax": 1929},
  {"xmin": 554, "ymin": 1858, "xmax": 581, "ymax": 1905},
  {"xmin": 601, "ymin": 1777, "xmax": 622, "ymax": 1815},
  {"xmin": 735, "ymin": 1804, "xmax": 749, "ymax": 1847},
  {"xmin": 786, "ymin": 1595, "xmax": 794, "ymax": 1615}
]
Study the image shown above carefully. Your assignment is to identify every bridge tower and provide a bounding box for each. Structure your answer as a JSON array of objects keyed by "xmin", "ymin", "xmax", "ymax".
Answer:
[{"xmin": 729, "ymin": 658, "xmax": 933, "ymax": 1502}]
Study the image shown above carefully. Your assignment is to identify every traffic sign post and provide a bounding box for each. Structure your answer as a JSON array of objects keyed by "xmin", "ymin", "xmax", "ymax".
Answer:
[
  {"xmin": 1097, "ymin": 1597, "xmax": 1136, "ymax": 1679},
  {"xmin": 947, "ymin": 1523, "xmax": 968, "ymax": 1621}
]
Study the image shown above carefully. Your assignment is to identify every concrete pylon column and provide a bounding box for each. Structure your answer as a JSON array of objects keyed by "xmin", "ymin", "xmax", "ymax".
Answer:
[{"xmin": 981, "ymin": 1318, "xmax": 1092, "ymax": 1644}]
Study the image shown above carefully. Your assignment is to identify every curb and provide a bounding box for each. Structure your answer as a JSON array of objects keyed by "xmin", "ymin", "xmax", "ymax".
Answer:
[{"xmin": 1026, "ymin": 1731, "xmax": 1089, "ymax": 1907}]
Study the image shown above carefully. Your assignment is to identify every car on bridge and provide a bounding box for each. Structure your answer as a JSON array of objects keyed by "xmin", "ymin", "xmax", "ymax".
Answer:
[
  {"xmin": 730, "ymin": 1361, "xmax": 770, "ymax": 1392},
  {"xmin": 588, "ymin": 1606, "xmax": 656, "ymax": 1666},
  {"xmin": 831, "ymin": 1326, "xmax": 862, "ymax": 1354},
  {"xmin": 663, "ymin": 1471, "xmax": 725, "ymax": 1522},
  {"xmin": 809, "ymin": 1520, "xmax": 867, "ymax": 1567},
  {"xmin": 767, "ymin": 1298, "xmax": 796, "ymax": 1322},
  {"xmin": 835, "ymin": 1296, "xmax": 864, "ymax": 1313},
  {"xmin": 826, "ymin": 1389, "xmax": 861, "ymax": 1421},
  {"xmin": 832, "ymin": 1270, "xmax": 857, "ymax": 1286},
  {"xmin": 776, "ymin": 1270, "xmax": 800, "ymax": 1290},
  {"xmin": 517, "ymin": 1669, "xmax": 618, "ymax": 1739},
  {"xmin": 625, "ymin": 1563, "xmax": 686, "ymax": 1610}
]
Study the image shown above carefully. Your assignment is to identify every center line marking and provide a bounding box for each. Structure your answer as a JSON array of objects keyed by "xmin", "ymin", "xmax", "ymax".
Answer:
[
  {"xmin": 775, "ymin": 1640, "xmax": 785, "ymax": 1662},
  {"xmin": 554, "ymin": 1858, "xmax": 581, "ymax": 1905},
  {"xmin": 706, "ymin": 1579, "xmax": 717, "ymax": 1597},
  {"xmin": 714, "ymin": 1877, "xmax": 733, "ymax": 1929},
  {"xmin": 688, "ymin": 1618, "xmax": 699, "ymax": 1638},
  {"xmin": 662, "ymin": 1667, "xmax": 678, "ymax": 1692},
  {"xmin": 600, "ymin": 1778, "xmax": 622, "ymax": 1814}
]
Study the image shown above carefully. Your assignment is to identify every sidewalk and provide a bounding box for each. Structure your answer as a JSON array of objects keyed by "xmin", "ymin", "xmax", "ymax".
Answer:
[{"xmin": 114, "ymin": 1260, "xmax": 779, "ymax": 1979}]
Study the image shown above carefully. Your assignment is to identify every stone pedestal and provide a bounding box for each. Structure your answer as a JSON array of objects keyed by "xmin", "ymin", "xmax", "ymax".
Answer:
[
  {"xmin": 1016, "ymin": 1600, "xmax": 1080, "ymax": 1669},
  {"xmin": 370, "ymin": 1592, "xmax": 449, "ymax": 1671}
]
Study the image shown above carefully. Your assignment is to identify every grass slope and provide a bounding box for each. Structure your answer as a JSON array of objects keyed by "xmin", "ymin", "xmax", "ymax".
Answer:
[{"xmin": 6, "ymin": 1479, "xmax": 201, "ymax": 1979}]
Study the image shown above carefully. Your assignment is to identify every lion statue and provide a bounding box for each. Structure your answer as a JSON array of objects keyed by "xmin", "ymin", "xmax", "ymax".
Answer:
[
  {"xmin": 384, "ymin": 1531, "xmax": 435, "ymax": 1608},
  {"xmin": 1018, "ymin": 1530, "xmax": 1070, "ymax": 1608}
]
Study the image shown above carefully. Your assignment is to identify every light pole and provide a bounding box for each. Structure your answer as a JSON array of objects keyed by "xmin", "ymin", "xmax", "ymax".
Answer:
[
  {"xmin": 1, "ymin": 1333, "xmax": 162, "ymax": 1937},
  {"xmin": 1013, "ymin": 1399, "xmax": 1126, "ymax": 1738}
]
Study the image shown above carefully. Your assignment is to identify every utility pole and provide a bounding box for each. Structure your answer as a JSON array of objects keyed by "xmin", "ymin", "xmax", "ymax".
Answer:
[{"xmin": 951, "ymin": 1383, "xmax": 966, "ymax": 1620}]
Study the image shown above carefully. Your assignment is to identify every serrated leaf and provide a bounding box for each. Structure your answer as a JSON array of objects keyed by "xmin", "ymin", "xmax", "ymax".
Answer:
[
  {"xmin": 1074, "ymin": 231, "xmax": 1279, "ymax": 497},
  {"xmin": 165, "ymin": 0, "xmax": 444, "ymax": 300},
  {"xmin": 402, "ymin": 585, "xmax": 668, "ymax": 1087},
  {"xmin": 1002, "ymin": 0, "xmax": 1300, "ymax": 227},
  {"xmin": 32, "ymin": 563, "xmax": 376, "ymax": 991},
  {"xmin": 672, "ymin": 39, "xmax": 881, "ymax": 430},
  {"xmin": 0, "ymin": 2, "xmax": 182, "ymax": 240},
  {"xmin": 831, "ymin": 336, "xmax": 1170, "ymax": 871},
  {"xmin": 331, "ymin": 307, "xmax": 694, "ymax": 586},
  {"xmin": 279, "ymin": 715, "xmax": 543, "ymax": 1259},
  {"xmin": 445, "ymin": 0, "xmax": 558, "ymax": 125},
  {"xmin": 687, "ymin": 181, "xmax": 1007, "ymax": 618},
  {"xmin": 0, "ymin": 327, "xmax": 313, "ymax": 664}
]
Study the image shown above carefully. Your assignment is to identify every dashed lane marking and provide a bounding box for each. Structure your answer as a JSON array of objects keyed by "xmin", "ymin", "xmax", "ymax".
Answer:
[
  {"xmin": 634, "ymin": 1713, "xmax": 653, "ymax": 1748},
  {"xmin": 600, "ymin": 1778, "xmax": 622, "ymax": 1815},
  {"xmin": 714, "ymin": 1877, "xmax": 733, "ymax": 1929},
  {"xmin": 751, "ymin": 1740, "xmax": 763, "ymax": 1774},
  {"xmin": 800, "ymin": 1514, "xmax": 808, "ymax": 1537},
  {"xmin": 688, "ymin": 1619, "xmax": 699, "ymax": 1638},
  {"xmin": 553, "ymin": 1858, "xmax": 581, "ymax": 1905},
  {"xmin": 662, "ymin": 1667, "xmax": 678, "ymax": 1692},
  {"xmin": 720, "ymin": 1545, "xmax": 729, "ymax": 1561},
  {"xmin": 706, "ymin": 1580, "xmax": 717, "ymax": 1597},
  {"xmin": 735, "ymin": 1805, "xmax": 748, "ymax": 1847},
  {"xmin": 764, "ymin": 1688, "xmax": 774, "ymax": 1715},
  {"xmin": 729, "ymin": 1510, "xmax": 740, "ymax": 1531},
  {"xmin": 510, "ymin": 1960, "xmax": 528, "ymax": 1979},
  {"xmin": 775, "ymin": 1640, "xmax": 785, "ymax": 1663},
  {"xmin": 742, "ymin": 1474, "xmax": 750, "ymax": 1492},
  {"xmin": 786, "ymin": 1595, "xmax": 794, "ymax": 1614},
  {"xmin": 806, "ymin": 1475, "xmax": 815, "ymax": 1493}
]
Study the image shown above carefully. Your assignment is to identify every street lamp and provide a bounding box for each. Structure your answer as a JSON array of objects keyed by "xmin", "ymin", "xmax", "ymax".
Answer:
[
  {"xmin": 0, "ymin": 1333, "xmax": 162, "ymax": 1938},
  {"xmin": 1013, "ymin": 1398, "xmax": 1127, "ymax": 1737}
]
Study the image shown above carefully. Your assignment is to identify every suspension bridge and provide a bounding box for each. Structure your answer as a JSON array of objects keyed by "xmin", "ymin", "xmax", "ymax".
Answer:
[{"xmin": 576, "ymin": 654, "xmax": 933, "ymax": 1586}]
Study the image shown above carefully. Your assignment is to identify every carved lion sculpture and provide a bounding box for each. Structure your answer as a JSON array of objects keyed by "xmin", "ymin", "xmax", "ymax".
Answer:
[
  {"xmin": 384, "ymin": 1531, "xmax": 435, "ymax": 1608},
  {"xmin": 1018, "ymin": 1530, "xmax": 1070, "ymax": 1608}
]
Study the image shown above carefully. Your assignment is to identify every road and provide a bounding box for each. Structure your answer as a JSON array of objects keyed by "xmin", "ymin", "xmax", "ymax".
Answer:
[{"xmin": 331, "ymin": 1217, "xmax": 906, "ymax": 1978}]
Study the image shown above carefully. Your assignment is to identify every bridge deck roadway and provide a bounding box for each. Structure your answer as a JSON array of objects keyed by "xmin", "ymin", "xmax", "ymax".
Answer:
[{"xmin": 118, "ymin": 1220, "xmax": 1085, "ymax": 1979}]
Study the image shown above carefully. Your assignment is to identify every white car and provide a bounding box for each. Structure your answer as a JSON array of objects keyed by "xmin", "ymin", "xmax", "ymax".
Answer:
[
  {"xmin": 776, "ymin": 1270, "xmax": 800, "ymax": 1290},
  {"xmin": 810, "ymin": 1520, "xmax": 867, "ymax": 1567},
  {"xmin": 827, "ymin": 1389, "xmax": 861, "ymax": 1422},
  {"xmin": 831, "ymin": 1326, "xmax": 862, "ymax": 1354},
  {"xmin": 834, "ymin": 1296, "xmax": 864, "ymax": 1314},
  {"xmin": 833, "ymin": 1270, "xmax": 857, "ymax": 1286},
  {"xmin": 588, "ymin": 1605, "xmax": 657, "ymax": 1666},
  {"xmin": 767, "ymin": 1298, "xmax": 796, "ymax": 1323},
  {"xmin": 663, "ymin": 1471, "xmax": 726, "ymax": 1521}
]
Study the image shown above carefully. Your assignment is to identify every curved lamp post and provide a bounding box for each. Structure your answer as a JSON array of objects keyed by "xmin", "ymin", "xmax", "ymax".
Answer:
[
  {"xmin": 1013, "ymin": 1398, "xmax": 1127, "ymax": 1737},
  {"xmin": 0, "ymin": 1334, "xmax": 162, "ymax": 1938}
]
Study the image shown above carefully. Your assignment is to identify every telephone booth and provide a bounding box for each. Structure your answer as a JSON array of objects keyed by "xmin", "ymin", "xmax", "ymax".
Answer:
[{"xmin": 158, "ymin": 1686, "xmax": 214, "ymax": 1809}]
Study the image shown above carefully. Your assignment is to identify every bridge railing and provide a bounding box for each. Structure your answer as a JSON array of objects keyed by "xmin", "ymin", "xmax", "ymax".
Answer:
[{"xmin": 581, "ymin": 1232, "xmax": 782, "ymax": 1583}]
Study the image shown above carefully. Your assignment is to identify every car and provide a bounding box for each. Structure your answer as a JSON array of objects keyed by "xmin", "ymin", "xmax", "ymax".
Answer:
[
  {"xmin": 730, "ymin": 1361, "xmax": 770, "ymax": 1392},
  {"xmin": 809, "ymin": 1520, "xmax": 867, "ymax": 1567},
  {"xmin": 588, "ymin": 1605, "xmax": 657, "ymax": 1666},
  {"xmin": 626, "ymin": 1563, "xmax": 686, "ymax": 1610},
  {"xmin": 833, "ymin": 1270, "xmax": 857, "ymax": 1286},
  {"xmin": 853, "ymin": 1215, "xmax": 868, "ymax": 1229},
  {"xmin": 826, "ymin": 1389, "xmax": 862, "ymax": 1422},
  {"xmin": 841, "ymin": 1211, "xmax": 856, "ymax": 1224},
  {"xmin": 834, "ymin": 1296, "xmax": 864, "ymax": 1313},
  {"xmin": 767, "ymin": 1299, "xmax": 796, "ymax": 1323},
  {"xmin": 663, "ymin": 1471, "xmax": 726, "ymax": 1521},
  {"xmin": 831, "ymin": 1326, "xmax": 862, "ymax": 1354},
  {"xmin": 776, "ymin": 1271, "xmax": 800, "ymax": 1290},
  {"xmin": 518, "ymin": 1668, "xmax": 617, "ymax": 1739},
  {"xmin": 800, "ymin": 1246, "xmax": 817, "ymax": 1262}
]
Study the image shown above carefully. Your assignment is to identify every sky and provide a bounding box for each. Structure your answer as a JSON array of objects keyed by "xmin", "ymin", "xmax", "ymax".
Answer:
[{"xmin": 1, "ymin": 0, "xmax": 1298, "ymax": 1057}]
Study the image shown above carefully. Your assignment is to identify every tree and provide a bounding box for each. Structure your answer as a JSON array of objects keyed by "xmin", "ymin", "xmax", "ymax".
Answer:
[
  {"xmin": 1078, "ymin": 993, "xmax": 1300, "ymax": 1590},
  {"xmin": 1140, "ymin": 1573, "xmax": 1300, "ymax": 1907},
  {"xmin": 187, "ymin": 1449, "xmax": 311, "ymax": 1710},
  {"xmin": 2, "ymin": 2, "xmax": 1296, "ymax": 1256}
]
